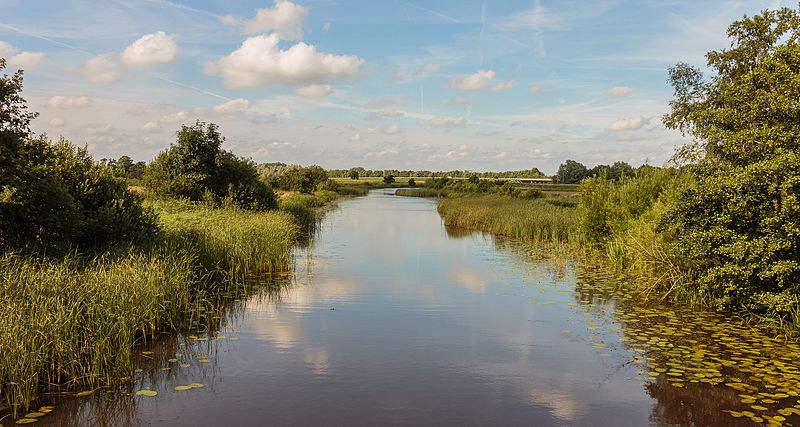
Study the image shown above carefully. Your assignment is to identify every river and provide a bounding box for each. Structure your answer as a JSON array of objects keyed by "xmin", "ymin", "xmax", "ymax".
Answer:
[{"xmin": 31, "ymin": 190, "xmax": 800, "ymax": 426}]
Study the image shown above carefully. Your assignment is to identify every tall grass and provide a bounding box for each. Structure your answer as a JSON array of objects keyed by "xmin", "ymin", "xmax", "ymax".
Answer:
[
  {"xmin": 0, "ymin": 200, "xmax": 299, "ymax": 415},
  {"xmin": 437, "ymin": 195, "xmax": 581, "ymax": 243}
]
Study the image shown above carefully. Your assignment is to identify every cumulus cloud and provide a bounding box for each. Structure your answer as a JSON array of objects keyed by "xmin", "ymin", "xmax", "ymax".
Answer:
[
  {"xmin": 296, "ymin": 84, "xmax": 332, "ymax": 98},
  {"xmin": 160, "ymin": 111, "xmax": 188, "ymax": 123},
  {"xmin": 214, "ymin": 98, "xmax": 251, "ymax": 113},
  {"xmin": 349, "ymin": 132, "xmax": 362, "ymax": 141},
  {"xmin": 451, "ymin": 69, "xmax": 512, "ymax": 92},
  {"xmin": 121, "ymin": 32, "xmax": 177, "ymax": 66},
  {"xmin": 367, "ymin": 124, "xmax": 401, "ymax": 135},
  {"xmin": 79, "ymin": 54, "xmax": 124, "ymax": 83},
  {"xmin": 205, "ymin": 34, "xmax": 364, "ymax": 88},
  {"xmin": 418, "ymin": 63, "xmax": 441, "ymax": 75},
  {"xmin": 492, "ymin": 80, "xmax": 514, "ymax": 91},
  {"xmin": 607, "ymin": 116, "xmax": 646, "ymax": 131},
  {"xmin": 607, "ymin": 86, "xmax": 633, "ymax": 96},
  {"xmin": 242, "ymin": 0, "xmax": 309, "ymax": 41},
  {"xmin": 426, "ymin": 116, "xmax": 466, "ymax": 129},
  {"xmin": 49, "ymin": 117, "xmax": 64, "ymax": 127},
  {"xmin": 46, "ymin": 96, "xmax": 91, "ymax": 109},
  {"xmin": 141, "ymin": 121, "xmax": 160, "ymax": 132},
  {"xmin": 220, "ymin": 15, "xmax": 238, "ymax": 26},
  {"xmin": 0, "ymin": 41, "xmax": 45, "ymax": 69}
]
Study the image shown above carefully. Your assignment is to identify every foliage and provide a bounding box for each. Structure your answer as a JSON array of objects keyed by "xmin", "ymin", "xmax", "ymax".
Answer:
[
  {"xmin": 556, "ymin": 159, "xmax": 588, "ymax": 184},
  {"xmin": 349, "ymin": 169, "xmax": 359, "ymax": 180},
  {"xmin": 383, "ymin": 174, "xmax": 395, "ymax": 184},
  {"xmin": 0, "ymin": 61, "xmax": 157, "ymax": 252},
  {"xmin": 144, "ymin": 122, "xmax": 276, "ymax": 210},
  {"xmin": 407, "ymin": 178, "xmax": 416, "ymax": 187},
  {"xmin": 658, "ymin": 7, "xmax": 800, "ymax": 316},
  {"xmin": 264, "ymin": 164, "xmax": 329, "ymax": 194}
]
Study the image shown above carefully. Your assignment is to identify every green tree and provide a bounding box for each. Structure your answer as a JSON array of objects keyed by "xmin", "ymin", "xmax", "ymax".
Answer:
[
  {"xmin": 556, "ymin": 160, "xmax": 588, "ymax": 184},
  {"xmin": 407, "ymin": 178, "xmax": 416, "ymax": 187},
  {"xmin": 0, "ymin": 58, "xmax": 157, "ymax": 251},
  {"xmin": 662, "ymin": 7, "xmax": 800, "ymax": 313},
  {"xmin": 383, "ymin": 175, "xmax": 395, "ymax": 184},
  {"xmin": 144, "ymin": 122, "xmax": 276, "ymax": 210},
  {"xmin": 349, "ymin": 169, "xmax": 359, "ymax": 180}
]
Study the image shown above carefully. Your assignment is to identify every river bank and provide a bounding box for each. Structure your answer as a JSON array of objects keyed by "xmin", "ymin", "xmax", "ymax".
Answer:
[{"xmin": 0, "ymin": 190, "xmax": 345, "ymax": 417}]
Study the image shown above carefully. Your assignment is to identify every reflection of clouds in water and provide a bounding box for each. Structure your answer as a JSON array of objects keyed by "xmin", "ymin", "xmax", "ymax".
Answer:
[
  {"xmin": 244, "ymin": 278, "xmax": 359, "ymax": 348},
  {"xmin": 447, "ymin": 270, "xmax": 500, "ymax": 294},
  {"xmin": 524, "ymin": 388, "xmax": 585, "ymax": 423},
  {"xmin": 304, "ymin": 347, "xmax": 330, "ymax": 375}
]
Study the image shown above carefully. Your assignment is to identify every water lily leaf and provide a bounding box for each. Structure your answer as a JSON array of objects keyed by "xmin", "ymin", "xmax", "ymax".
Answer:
[
  {"xmin": 180, "ymin": 363, "xmax": 190, "ymax": 368},
  {"xmin": 135, "ymin": 390, "xmax": 158, "ymax": 397},
  {"xmin": 174, "ymin": 385, "xmax": 192, "ymax": 391},
  {"xmin": 22, "ymin": 413, "xmax": 44, "ymax": 418},
  {"xmin": 188, "ymin": 383, "xmax": 204, "ymax": 388},
  {"xmin": 15, "ymin": 419, "xmax": 38, "ymax": 424},
  {"xmin": 75, "ymin": 390, "xmax": 94, "ymax": 397}
]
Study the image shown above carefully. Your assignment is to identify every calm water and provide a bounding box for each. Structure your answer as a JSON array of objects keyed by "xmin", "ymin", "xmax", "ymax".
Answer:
[{"xmin": 29, "ymin": 190, "xmax": 800, "ymax": 426}]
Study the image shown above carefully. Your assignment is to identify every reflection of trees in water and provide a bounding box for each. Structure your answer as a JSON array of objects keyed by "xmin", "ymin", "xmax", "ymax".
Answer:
[
  {"xmin": 573, "ymin": 264, "xmax": 800, "ymax": 426},
  {"xmin": 28, "ymin": 272, "xmax": 300, "ymax": 426},
  {"xmin": 443, "ymin": 225, "xmax": 479, "ymax": 239}
]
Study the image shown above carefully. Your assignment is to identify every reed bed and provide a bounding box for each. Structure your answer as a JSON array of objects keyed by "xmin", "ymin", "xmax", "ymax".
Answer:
[
  {"xmin": 0, "ymin": 200, "xmax": 299, "ymax": 414},
  {"xmin": 437, "ymin": 195, "xmax": 581, "ymax": 244}
]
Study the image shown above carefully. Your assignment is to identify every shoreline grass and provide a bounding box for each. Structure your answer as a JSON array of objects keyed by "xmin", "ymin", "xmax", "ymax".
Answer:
[
  {"xmin": 0, "ymin": 198, "xmax": 303, "ymax": 415},
  {"xmin": 436, "ymin": 195, "xmax": 581, "ymax": 244}
]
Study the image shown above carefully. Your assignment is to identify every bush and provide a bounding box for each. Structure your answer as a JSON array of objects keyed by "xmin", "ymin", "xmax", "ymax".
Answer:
[
  {"xmin": 383, "ymin": 175, "xmax": 395, "ymax": 184},
  {"xmin": 144, "ymin": 122, "xmax": 276, "ymax": 210},
  {"xmin": 408, "ymin": 178, "xmax": 416, "ymax": 187},
  {"xmin": 0, "ymin": 61, "xmax": 157, "ymax": 252}
]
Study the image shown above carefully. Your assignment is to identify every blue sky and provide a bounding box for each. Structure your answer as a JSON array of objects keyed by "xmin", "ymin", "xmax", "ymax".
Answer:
[{"xmin": 0, "ymin": 0, "xmax": 786, "ymax": 172}]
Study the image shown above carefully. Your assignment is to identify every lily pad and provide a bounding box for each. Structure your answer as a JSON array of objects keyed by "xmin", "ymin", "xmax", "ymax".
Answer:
[{"xmin": 135, "ymin": 389, "xmax": 158, "ymax": 397}]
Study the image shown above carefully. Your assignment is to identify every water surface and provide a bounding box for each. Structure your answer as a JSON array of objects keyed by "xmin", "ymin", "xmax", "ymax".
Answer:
[{"xmin": 30, "ymin": 190, "xmax": 800, "ymax": 426}]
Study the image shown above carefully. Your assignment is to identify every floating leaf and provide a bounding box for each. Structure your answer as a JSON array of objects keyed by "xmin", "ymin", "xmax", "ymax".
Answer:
[
  {"xmin": 135, "ymin": 390, "xmax": 158, "ymax": 397},
  {"xmin": 75, "ymin": 390, "xmax": 94, "ymax": 397},
  {"xmin": 22, "ymin": 413, "xmax": 44, "ymax": 419},
  {"xmin": 15, "ymin": 419, "xmax": 38, "ymax": 424},
  {"xmin": 180, "ymin": 363, "xmax": 190, "ymax": 368},
  {"xmin": 174, "ymin": 385, "xmax": 192, "ymax": 391},
  {"xmin": 187, "ymin": 383, "xmax": 204, "ymax": 388}
]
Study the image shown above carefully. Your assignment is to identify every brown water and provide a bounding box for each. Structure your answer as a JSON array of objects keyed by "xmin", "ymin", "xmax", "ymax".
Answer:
[{"xmin": 23, "ymin": 190, "xmax": 800, "ymax": 426}]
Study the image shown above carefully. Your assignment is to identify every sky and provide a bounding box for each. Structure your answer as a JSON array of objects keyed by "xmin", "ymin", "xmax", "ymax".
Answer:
[{"xmin": 0, "ymin": 0, "xmax": 787, "ymax": 173}]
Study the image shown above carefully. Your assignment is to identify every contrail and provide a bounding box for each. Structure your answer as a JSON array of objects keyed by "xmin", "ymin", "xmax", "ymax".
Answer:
[
  {"xmin": 0, "ymin": 22, "xmax": 231, "ymax": 102},
  {"xmin": 398, "ymin": 1, "xmax": 459, "ymax": 23}
]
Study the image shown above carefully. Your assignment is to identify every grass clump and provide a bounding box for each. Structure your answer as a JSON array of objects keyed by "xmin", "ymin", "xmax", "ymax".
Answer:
[{"xmin": 437, "ymin": 195, "xmax": 580, "ymax": 244}]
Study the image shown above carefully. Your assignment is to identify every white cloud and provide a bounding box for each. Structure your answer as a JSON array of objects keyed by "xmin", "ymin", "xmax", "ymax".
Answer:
[
  {"xmin": 49, "ymin": 117, "xmax": 64, "ymax": 127},
  {"xmin": 206, "ymin": 34, "xmax": 363, "ymax": 88},
  {"xmin": 79, "ymin": 54, "xmax": 123, "ymax": 83},
  {"xmin": 607, "ymin": 86, "xmax": 633, "ymax": 96},
  {"xmin": 442, "ymin": 97, "xmax": 473, "ymax": 106},
  {"xmin": 46, "ymin": 96, "xmax": 91, "ymax": 109},
  {"xmin": 607, "ymin": 116, "xmax": 646, "ymax": 131},
  {"xmin": 492, "ymin": 80, "xmax": 514, "ymax": 91},
  {"xmin": 367, "ymin": 124, "xmax": 401, "ymax": 135},
  {"xmin": 121, "ymin": 32, "xmax": 177, "ymax": 66},
  {"xmin": 322, "ymin": 22, "xmax": 331, "ymax": 32},
  {"xmin": 418, "ymin": 63, "xmax": 441, "ymax": 75},
  {"xmin": 451, "ymin": 69, "xmax": 513, "ymax": 92},
  {"xmin": 214, "ymin": 98, "xmax": 251, "ymax": 114},
  {"xmin": 0, "ymin": 41, "xmax": 45, "ymax": 69},
  {"xmin": 451, "ymin": 69, "xmax": 495, "ymax": 91},
  {"xmin": 426, "ymin": 116, "xmax": 466, "ymax": 128},
  {"xmin": 242, "ymin": 0, "xmax": 309, "ymax": 41},
  {"xmin": 220, "ymin": 15, "xmax": 238, "ymax": 26},
  {"xmin": 141, "ymin": 121, "xmax": 160, "ymax": 132},
  {"xmin": 349, "ymin": 132, "xmax": 361, "ymax": 141},
  {"xmin": 160, "ymin": 111, "xmax": 188, "ymax": 123},
  {"xmin": 369, "ymin": 108, "xmax": 405, "ymax": 119},
  {"xmin": 296, "ymin": 84, "xmax": 332, "ymax": 98}
]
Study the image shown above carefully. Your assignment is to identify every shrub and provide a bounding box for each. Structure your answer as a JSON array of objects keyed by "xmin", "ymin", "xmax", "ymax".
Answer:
[{"xmin": 144, "ymin": 122, "xmax": 276, "ymax": 210}]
